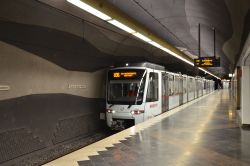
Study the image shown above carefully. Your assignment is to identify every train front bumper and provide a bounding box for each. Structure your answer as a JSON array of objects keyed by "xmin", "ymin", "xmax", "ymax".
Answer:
[{"xmin": 106, "ymin": 112, "xmax": 144, "ymax": 129}]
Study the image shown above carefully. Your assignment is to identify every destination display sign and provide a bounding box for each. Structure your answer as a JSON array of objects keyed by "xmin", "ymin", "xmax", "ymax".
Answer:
[
  {"xmin": 108, "ymin": 69, "xmax": 145, "ymax": 80},
  {"xmin": 113, "ymin": 72, "xmax": 137, "ymax": 78},
  {"xmin": 194, "ymin": 57, "xmax": 220, "ymax": 67}
]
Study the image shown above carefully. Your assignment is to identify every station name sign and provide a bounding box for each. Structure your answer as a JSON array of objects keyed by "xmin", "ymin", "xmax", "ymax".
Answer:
[{"xmin": 194, "ymin": 57, "xmax": 220, "ymax": 67}]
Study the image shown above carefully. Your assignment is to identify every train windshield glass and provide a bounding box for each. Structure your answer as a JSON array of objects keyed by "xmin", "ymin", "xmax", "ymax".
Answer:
[{"xmin": 107, "ymin": 69, "xmax": 146, "ymax": 105}]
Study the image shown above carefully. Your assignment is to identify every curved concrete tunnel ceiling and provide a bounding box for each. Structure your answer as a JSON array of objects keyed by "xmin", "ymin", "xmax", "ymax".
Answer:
[
  {"xmin": 1, "ymin": 0, "xmax": 250, "ymax": 78},
  {"xmin": 98, "ymin": 0, "xmax": 250, "ymax": 77},
  {"xmin": 0, "ymin": 0, "xmax": 199, "ymax": 77},
  {"xmin": 223, "ymin": 0, "xmax": 250, "ymax": 66}
]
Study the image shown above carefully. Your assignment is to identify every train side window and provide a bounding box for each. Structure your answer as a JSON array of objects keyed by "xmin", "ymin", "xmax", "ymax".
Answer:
[{"xmin": 146, "ymin": 72, "xmax": 158, "ymax": 102}]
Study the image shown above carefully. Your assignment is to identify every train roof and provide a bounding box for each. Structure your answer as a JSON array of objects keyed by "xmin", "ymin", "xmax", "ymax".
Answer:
[{"xmin": 114, "ymin": 62, "xmax": 165, "ymax": 70}]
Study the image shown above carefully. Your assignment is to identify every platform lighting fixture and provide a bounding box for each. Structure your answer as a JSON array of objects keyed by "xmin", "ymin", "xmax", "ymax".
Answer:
[
  {"xmin": 198, "ymin": 67, "xmax": 208, "ymax": 75},
  {"xmin": 148, "ymin": 41, "xmax": 163, "ymax": 49},
  {"xmin": 133, "ymin": 32, "xmax": 152, "ymax": 42},
  {"xmin": 198, "ymin": 67, "xmax": 220, "ymax": 80},
  {"xmin": 67, "ymin": 0, "xmax": 111, "ymax": 20},
  {"xmin": 108, "ymin": 20, "xmax": 135, "ymax": 33},
  {"xmin": 68, "ymin": 0, "xmax": 221, "ymax": 80},
  {"xmin": 160, "ymin": 47, "xmax": 194, "ymax": 66},
  {"xmin": 229, "ymin": 73, "xmax": 233, "ymax": 77}
]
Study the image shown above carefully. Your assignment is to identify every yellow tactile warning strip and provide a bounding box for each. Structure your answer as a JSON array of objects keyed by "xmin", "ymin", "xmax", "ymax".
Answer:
[{"xmin": 43, "ymin": 92, "xmax": 214, "ymax": 166}]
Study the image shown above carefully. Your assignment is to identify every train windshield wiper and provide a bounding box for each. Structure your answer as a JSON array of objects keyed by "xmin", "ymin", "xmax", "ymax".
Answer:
[
  {"xmin": 127, "ymin": 101, "xmax": 135, "ymax": 109},
  {"xmin": 128, "ymin": 104, "xmax": 132, "ymax": 109}
]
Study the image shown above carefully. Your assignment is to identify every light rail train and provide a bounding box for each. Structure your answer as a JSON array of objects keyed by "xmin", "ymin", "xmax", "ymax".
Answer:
[{"xmin": 106, "ymin": 62, "xmax": 214, "ymax": 130}]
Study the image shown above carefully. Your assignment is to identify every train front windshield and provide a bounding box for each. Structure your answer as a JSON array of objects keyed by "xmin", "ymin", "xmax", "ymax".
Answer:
[{"xmin": 107, "ymin": 69, "xmax": 146, "ymax": 105}]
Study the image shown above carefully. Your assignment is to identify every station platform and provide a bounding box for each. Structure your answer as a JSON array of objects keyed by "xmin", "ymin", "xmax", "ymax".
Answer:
[{"xmin": 44, "ymin": 90, "xmax": 250, "ymax": 166}]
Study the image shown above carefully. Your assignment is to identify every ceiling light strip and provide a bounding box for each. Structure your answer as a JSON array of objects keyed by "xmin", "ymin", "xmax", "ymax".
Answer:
[
  {"xmin": 108, "ymin": 19, "xmax": 136, "ymax": 33},
  {"xmin": 148, "ymin": 41, "xmax": 163, "ymax": 49},
  {"xmin": 67, "ymin": 0, "xmax": 111, "ymax": 20},
  {"xmin": 133, "ymin": 33, "xmax": 152, "ymax": 42},
  {"xmin": 198, "ymin": 67, "xmax": 220, "ymax": 79},
  {"xmin": 160, "ymin": 47, "xmax": 194, "ymax": 66},
  {"xmin": 148, "ymin": 42, "xmax": 194, "ymax": 66}
]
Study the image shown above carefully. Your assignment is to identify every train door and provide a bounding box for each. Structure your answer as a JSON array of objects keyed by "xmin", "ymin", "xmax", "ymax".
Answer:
[
  {"xmin": 169, "ymin": 74, "xmax": 180, "ymax": 109},
  {"xmin": 200, "ymin": 79, "xmax": 203, "ymax": 96},
  {"xmin": 183, "ymin": 76, "xmax": 187, "ymax": 103},
  {"xmin": 188, "ymin": 77, "xmax": 195, "ymax": 101},
  {"xmin": 198, "ymin": 79, "xmax": 201, "ymax": 97},
  {"xmin": 161, "ymin": 72, "xmax": 168, "ymax": 112},
  {"xmin": 195, "ymin": 78, "xmax": 198, "ymax": 98},
  {"xmin": 179, "ymin": 76, "xmax": 183, "ymax": 105},
  {"xmin": 144, "ymin": 72, "xmax": 161, "ymax": 118},
  {"xmin": 203, "ymin": 79, "xmax": 206, "ymax": 95}
]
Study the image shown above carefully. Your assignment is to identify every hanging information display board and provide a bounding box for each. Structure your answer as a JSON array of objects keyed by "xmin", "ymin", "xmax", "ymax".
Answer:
[{"xmin": 194, "ymin": 57, "xmax": 220, "ymax": 67}]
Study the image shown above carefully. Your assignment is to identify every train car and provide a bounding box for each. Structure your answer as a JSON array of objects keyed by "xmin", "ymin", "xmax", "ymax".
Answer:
[
  {"xmin": 106, "ymin": 62, "xmax": 164, "ymax": 129},
  {"xmin": 106, "ymin": 62, "xmax": 214, "ymax": 129}
]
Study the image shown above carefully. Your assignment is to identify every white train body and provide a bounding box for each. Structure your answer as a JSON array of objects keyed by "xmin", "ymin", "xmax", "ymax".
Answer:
[{"xmin": 106, "ymin": 62, "xmax": 214, "ymax": 130}]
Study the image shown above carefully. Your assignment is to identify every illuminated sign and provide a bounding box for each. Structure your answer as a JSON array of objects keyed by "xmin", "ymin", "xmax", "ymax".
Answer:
[
  {"xmin": 113, "ymin": 72, "xmax": 137, "ymax": 78},
  {"xmin": 113, "ymin": 72, "xmax": 120, "ymax": 78},
  {"xmin": 109, "ymin": 69, "xmax": 144, "ymax": 80},
  {"xmin": 194, "ymin": 57, "xmax": 220, "ymax": 67}
]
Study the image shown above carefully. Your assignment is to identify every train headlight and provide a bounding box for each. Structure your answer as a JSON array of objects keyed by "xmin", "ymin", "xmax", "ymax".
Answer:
[
  {"xmin": 106, "ymin": 109, "xmax": 116, "ymax": 113},
  {"xmin": 130, "ymin": 110, "xmax": 144, "ymax": 115}
]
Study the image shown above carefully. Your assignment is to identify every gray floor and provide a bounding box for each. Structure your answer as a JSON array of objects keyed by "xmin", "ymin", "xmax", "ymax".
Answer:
[{"xmin": 77, "ymin": 90, "xmax": 250, "ymax": 166}]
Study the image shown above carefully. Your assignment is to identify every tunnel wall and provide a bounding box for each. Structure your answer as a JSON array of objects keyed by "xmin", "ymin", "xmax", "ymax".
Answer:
[
  {"xmin": 0, "ymin": 1, "xmax": 112, "ymax": 164},
  {"xmin": 0, "ymin": 41, "xmax": 107, "ymax": 165}
]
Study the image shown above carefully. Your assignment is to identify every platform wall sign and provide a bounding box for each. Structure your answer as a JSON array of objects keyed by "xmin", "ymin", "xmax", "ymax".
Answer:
[
  {"xmin": 0, "ymin": 85, "xmax": 10, "ymax": 91},
  {"xmin": 68, "ymin": 84, "xmax": 87, "ymax": 89},
  {"xmin": 194, "ymin": 57, "xmax": 220, "ymax": 67}
]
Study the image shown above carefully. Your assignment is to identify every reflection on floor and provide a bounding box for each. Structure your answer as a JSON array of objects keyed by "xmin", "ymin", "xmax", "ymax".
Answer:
[{"xmin": 44, "ymin": 90, "xmax": 250, "ymax": 166}]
